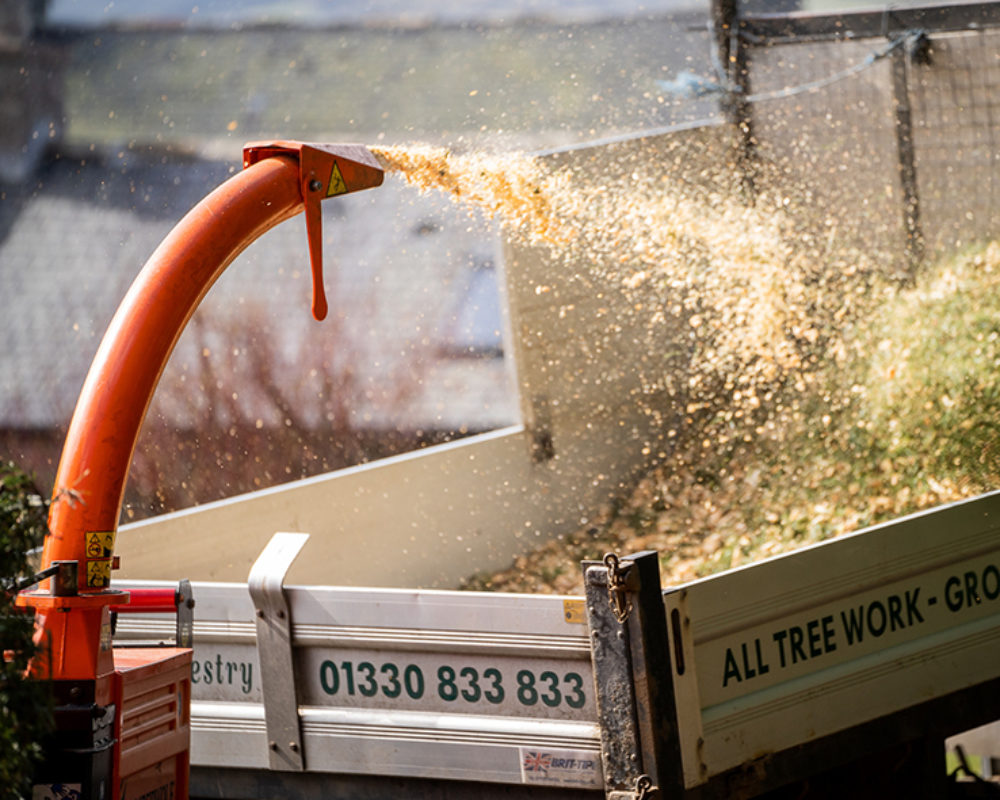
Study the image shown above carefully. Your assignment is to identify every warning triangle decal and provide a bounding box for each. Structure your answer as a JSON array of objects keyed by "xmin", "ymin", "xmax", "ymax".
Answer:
[{"xmin": 327, "ymin": 163, "xmax": 348, "ymax": 196}]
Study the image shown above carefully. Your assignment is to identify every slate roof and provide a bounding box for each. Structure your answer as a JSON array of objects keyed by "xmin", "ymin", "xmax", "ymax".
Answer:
[{"xmin": 0, "ymin": 145, "xmax": 518, "ymax": 434}]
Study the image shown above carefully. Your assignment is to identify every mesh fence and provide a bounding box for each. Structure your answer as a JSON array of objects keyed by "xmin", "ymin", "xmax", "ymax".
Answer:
[
  {"xmin": 749, "ymin": 38, "xmax": 907, "ymax": 267},
  {"xmin": 740, "ymin": 6, "xmax": 1000, "ymax": 265},
  {"xmin": 909, "ymin": 28, "xmax": 1000, "ymax": 252}
]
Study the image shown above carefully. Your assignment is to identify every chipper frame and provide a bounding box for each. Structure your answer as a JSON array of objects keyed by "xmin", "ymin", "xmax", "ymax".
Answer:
[{"xmin": 16, "ymin": 142, "xmax": 384, "ymax": 800}]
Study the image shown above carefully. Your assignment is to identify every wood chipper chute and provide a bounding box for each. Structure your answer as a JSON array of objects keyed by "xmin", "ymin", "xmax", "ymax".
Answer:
[{"xmin": 15, "ymin": 141, "xmax": 384, "ymax": 800}]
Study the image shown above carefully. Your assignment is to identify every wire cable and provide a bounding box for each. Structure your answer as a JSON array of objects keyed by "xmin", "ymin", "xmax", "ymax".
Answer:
[{"xmin": 657, "ymin": 28, "xmax": 926, "ymax": 104}]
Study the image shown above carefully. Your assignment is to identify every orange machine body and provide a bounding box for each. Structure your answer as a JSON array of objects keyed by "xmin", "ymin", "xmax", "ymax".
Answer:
[
  {"xmin": 18, "ymin": 142, "xmax": 383, "ymax": 799},
  {"xmin": 114, "ymin": 648, "xmax": 192, "ymax": 800}
]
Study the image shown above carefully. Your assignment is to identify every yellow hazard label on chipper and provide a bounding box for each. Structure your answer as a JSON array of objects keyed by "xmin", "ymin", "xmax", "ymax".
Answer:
[
  {"xmin": 84, "ymin": 531, "xmax": 116, "ymax": 588},
  {"xmin": 85, "ymin": 530, "xmax": 116, "ymax": 559},
  {"xmin": 327, "ymin": 162, "xmax": 347, "ymax": 196},
  {"xmin": 87, "ymin": 559, "xmax": 112, "ymax": 588}
]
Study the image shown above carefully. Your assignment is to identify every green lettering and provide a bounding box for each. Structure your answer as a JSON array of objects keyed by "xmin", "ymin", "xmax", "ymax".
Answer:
[{"xmin": 722, "ymin": 647, "xmax": 741, "ymax": 687}]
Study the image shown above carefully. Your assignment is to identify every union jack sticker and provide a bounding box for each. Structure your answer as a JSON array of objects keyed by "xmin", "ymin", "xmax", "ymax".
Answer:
[
  {"xmin": 522, "ymin": 751, "xmax": 552, "ymax": 775},
  {"xmin": 519, "ymin": 747, "xmax": 602, "ymax": 788}
]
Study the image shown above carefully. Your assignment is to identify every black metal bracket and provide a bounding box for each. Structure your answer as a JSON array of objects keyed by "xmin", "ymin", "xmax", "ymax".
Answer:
[
  {"xmin": 584, "ymin": 551, "xmax": 685, "ymax": 800},
  {"xmin": 176, "ymin": 578, "xmax": 195, "ymax": 648},
  {"xmin": 7, "ymin": 560, "xmax": 78, "ymax": 596}
]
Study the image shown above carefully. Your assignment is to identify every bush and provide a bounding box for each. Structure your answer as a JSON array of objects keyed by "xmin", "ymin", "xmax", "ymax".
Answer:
[
  {"xmin": 867, "ymin": 242, "xmax": 1000, "ymax": 490},
  {"xmin": 0, "ymin": 462, "xmax": 52, "ymax": 799}
]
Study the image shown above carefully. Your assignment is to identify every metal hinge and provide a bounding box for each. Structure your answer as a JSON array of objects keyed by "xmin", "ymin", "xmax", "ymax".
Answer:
[
  {"xmin": 609, "ymin": 774, "xmax": 657, "ymax": 800},
  {"xmin": 605, "ymin": 552, "xmax": 633, "ymax": 623}
]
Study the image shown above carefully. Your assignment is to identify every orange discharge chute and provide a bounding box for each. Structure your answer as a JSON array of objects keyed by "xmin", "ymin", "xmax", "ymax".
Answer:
[{"xmin": 18, "ymin": 142, "xmax": 384, "ymax": 681}]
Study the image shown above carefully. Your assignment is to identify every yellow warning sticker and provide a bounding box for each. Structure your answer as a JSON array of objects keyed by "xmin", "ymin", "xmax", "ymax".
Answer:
[
  {"xmin": 563, "ymin": 598, "xmax": 586, "ymax": 625},
  {"xmin": 84, "ymin": 531, "xmax": 116, "ymax": 559},
  {"xmin": 87, "ymin": 559, "xmax": 112, "ymax": 589},
  {"xmin": 326, "ymin": 162, "xmax": 347, "ymax": 196}
]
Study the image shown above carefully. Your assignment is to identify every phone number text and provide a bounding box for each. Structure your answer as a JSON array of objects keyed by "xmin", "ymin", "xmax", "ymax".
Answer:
[{"xmin": 318, "ymin": 660, "xmax": 587, "ymax": 710}]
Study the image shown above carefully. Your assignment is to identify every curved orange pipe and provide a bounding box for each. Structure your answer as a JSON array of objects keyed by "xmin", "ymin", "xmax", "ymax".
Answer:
[{"xmin": 43, "ymin": 155, "xmax": 304, "ymax": 590}]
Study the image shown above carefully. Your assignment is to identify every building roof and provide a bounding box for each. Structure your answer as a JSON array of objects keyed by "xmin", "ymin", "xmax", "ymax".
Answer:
[{"xmin": 0, "ymin": 145, "xmax": 518, "ymax": 434}]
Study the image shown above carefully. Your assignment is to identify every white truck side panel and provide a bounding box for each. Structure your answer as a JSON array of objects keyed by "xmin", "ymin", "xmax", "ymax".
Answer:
[
  {"xmin": 115, "ymin": 581, "xmax": 602, "ymax": 789},
  {"xmin": 664, "ymin": 491, "xmax": 1000, "ymax": 788}
]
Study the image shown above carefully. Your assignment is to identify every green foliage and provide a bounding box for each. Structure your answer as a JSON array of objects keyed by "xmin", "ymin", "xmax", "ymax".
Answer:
[
  {"xmin": 477, "ymin": 240, "xmax": 1000, "ymax": 592},
  {"xmin": 0, "ymin": 462, "xmax": 53, "ymax": 799},
  {"xmin": 866, "ymin": 243, "xmax": 1000, "ymax": 490},
  {"xmin": 704, "ymin": 241, "xmax": 1000, "ymax": 568},
  {"xmin": 63, "ymin": 21, "xmax": 683, "ymax": 148}
]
